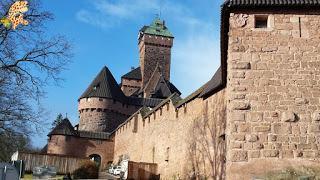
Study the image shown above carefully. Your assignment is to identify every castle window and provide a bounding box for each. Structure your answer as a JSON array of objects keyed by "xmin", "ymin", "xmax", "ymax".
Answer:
[
  {"xmin": 165, "ymin": 147, "xmax": 170, "ymax": 162},
  {"xmin": 255, "ymin": 15, "xmax": 268, "ymax": 28}
]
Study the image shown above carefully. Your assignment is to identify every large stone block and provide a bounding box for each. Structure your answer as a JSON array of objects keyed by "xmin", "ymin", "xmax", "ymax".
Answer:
[
  {"xmin": 272, "ymin": 123, "xmax": 292, "ymax": 134},
  {"xmin": 231, "ymin": 112, "xmax": 245, "ymax": 121},
  {"xmin": 263, "ymin": 150, "xmax": 279, "ymax": 157},
  {"xmin": 309, "ymin": 124, "xmax": 320, "ymax": 133},
  {"xmin": 281, "ymin": 111, "xmax": 297, "ymax": 122},
  {"xmin": 312, "ymin": 111, "xmax": 320, "ymax": 121},
  {"xmin": 231, "ymin": 62, "xmax": 251, "ymax": 69},
  {"xmin": 248, "ymin": 150, "xmax": 260, "ymax": 158},
  {"xmin": 249, "ymin": 112, "xmax": 263, "ymax": 122},
  {"xmin": 230, "ymin": 150, "xmax": 248, "ymax": 162},
  {"xmin": 254, "ymin": 125, "xmax": 271, "ymax": 132},
  {"xmin": 232, "ymin": 102, "xmax": 251, "ymax": 110},
  {"xmin": 247, "ymin": 134, "xmax": 259, "ymax": 142}
]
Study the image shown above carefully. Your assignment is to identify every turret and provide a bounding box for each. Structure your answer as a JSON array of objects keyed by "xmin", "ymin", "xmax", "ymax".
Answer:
[{"xmin": 78, "ymin": 67, "xmax": 135, "ymax": 132}]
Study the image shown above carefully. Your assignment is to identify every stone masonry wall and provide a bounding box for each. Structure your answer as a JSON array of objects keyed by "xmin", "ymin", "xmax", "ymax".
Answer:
[
  {"xmin": 139, "ymin": 35, "xmax": 173, "ymax": 86},
  {"xmin": 113, "ymin": 89, "xmax": 226, "ymax": 179},
  {"xmin": 47, "ymin": 135, "xmax": 114, "ymax": 169},
  {"xmin": 121, "ymin": 78, "xmax": 142, "ymax": 96},
  {"xmin": 78, "ymin": 98, "xmax": 139, "ymax": 132},
  {"xmin": 226, "ymin": 12, "xmax": 320, "ymax": 179}
]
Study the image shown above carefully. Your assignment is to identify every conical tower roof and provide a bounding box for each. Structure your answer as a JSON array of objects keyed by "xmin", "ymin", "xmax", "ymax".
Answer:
[
  {"xmin": 48, "ymin": 118, "xmax": 76, "ymax": 136},
  {"xmin": 79, "ymin": 66, "xmax": 126, "ymax": 101}
]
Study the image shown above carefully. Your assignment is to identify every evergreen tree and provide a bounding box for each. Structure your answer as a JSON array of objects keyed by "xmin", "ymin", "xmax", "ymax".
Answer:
[{"xmin": 52, "ymin": 113, "xmax": 64, "ymax": 129}]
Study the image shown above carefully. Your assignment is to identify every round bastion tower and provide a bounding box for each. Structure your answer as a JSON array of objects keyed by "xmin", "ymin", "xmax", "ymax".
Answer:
[{"xmin": 78, "ymin": 67, "xmax": 137, "ymax": 133}]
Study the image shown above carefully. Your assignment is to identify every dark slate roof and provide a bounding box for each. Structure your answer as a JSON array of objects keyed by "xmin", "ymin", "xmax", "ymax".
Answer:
[
  {"xmin": 143, "ymin": 93, "xmax": 182, "ymax": 118},
  {"xmin": 127, "ymin": 96, "xmax": 163, "ymax": 107},
  {"xmin": 151, "ymin": 77, "xmax": 181, "ymax": 98},
  {"xmin": 142, "ymin": 64, "xmax": 181, "ymax": 99},
  {"xmin": 199, "ymin": 67, "xmax": 223, "ymax": 98},
  {"xmin": 79, "ymin": 66, "xmax": 126, "ymax": 101},
  {"xmin": 122, "ymin": 67, "xmax": 142, "ymax": 80},
  {"xmin": 225, "ymin": 0, "xmax": 320, "ymax": 7},
  {"xmin": 48, "ymin": 118, "xmax": 76, "ymax": 136},
  {"xmin": 167, "ymin": 82, "xmax": 181, "ymax": 96},
  {"xmin": 176, "ymin": 82, "xmax": 208, "ymax": 108},
  {"xmin": 40, "ymin": 144, "xmax": 48, "ymax": 153},
  {"xmin": 78, "ymin": 131, "xmax": 110, "ymax": 140}
]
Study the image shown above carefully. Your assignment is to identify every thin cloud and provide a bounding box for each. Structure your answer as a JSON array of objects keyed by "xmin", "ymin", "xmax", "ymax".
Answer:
[
  {"xmin": 76, "ymin": 0, "xmax": 221, "ymax": 96},
  {"xmin": 76, "ymin": 10, "xmax": 117, "ymax": 29},
  {"xmin": 76, "ymin": 0, "xmax": 208, "ymax": 29}
]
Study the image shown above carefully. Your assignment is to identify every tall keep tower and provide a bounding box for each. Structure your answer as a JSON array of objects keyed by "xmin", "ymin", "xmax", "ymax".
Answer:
[{"xmin": 138, "ymin": 17, "xmax": 174, "ymax": 87}]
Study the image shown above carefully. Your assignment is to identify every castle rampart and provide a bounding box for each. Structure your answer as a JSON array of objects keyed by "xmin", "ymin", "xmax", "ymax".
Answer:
[{"xmin": 113, "ymin": 90, "xmax": 226, "ymax": 179}]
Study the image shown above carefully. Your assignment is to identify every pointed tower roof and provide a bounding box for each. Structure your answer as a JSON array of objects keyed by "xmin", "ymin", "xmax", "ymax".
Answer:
[
  {"xmin": 121, "ymin": 67, "xmax": 142, "ymax": 80},
  {"xmin": 48, "ymin": 118, "xmax": 76, "ymax": 136},
  {"xmin": 79, "ymin": 66, "xmax": 126, "ymax": 101},
  {"xmin": 143, "ymin": 64, "xmax": 180, "ymax": 98},
  {"xmin": 140, "ymin": 17, "xmax": 173, "ymax": 38}
]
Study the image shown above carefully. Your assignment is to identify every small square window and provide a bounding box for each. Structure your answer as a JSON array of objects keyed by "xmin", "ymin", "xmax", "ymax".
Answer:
[{"xmin": 255, "ymin": 16, "xmax": 268, "ymax": 28}]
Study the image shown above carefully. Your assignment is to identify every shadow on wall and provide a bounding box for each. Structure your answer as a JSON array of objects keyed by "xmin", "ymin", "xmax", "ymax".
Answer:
[{"xmin": 185, "ymin": 94, "xmax": 226, "ymax": 180}]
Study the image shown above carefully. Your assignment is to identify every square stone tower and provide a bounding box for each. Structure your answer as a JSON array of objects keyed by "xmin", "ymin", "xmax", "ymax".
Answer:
[{"xmin": 138, "ymin": 17, "xmax": 174, "ymax": 87}]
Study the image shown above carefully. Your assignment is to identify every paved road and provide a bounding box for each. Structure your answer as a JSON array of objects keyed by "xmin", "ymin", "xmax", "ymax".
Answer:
[{"xmin": 99, "ymin": 172, "xmax": 120, "ymax": 180}]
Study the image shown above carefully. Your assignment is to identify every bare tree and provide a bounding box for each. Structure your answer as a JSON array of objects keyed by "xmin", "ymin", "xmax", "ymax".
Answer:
[
  {"xmin": 187, "ymin": 96, "xmax": 226, "ymax": 180},
  {"xmin": 0, "ymin": 0, "xmax": 72, "ymax": 139}
]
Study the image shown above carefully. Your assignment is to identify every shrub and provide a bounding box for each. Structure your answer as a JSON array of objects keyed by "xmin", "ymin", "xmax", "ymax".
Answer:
[{"xmin": 73, "ymin": 160, "xmax": 99, "ymax": 179}]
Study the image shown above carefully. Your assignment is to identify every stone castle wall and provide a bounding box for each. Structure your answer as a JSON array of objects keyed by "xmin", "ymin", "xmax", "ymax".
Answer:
[
  {"xmin": 139, "ymin": 35, "xmax": 173, "ymax": 86},
  {"xmin": 113, "ymin": 89, "xmax": 226, "ymax": 179},
  {"xmin": 226, "ymin": 12, "xmax": 320, "ymax": 179},
  {"xmin": 47, "ymin": 135, "xmax": 114, "ymax": 169},
  {"xmin": 78, "ymin": 98, "xmax": 139, "ymax": 132}
]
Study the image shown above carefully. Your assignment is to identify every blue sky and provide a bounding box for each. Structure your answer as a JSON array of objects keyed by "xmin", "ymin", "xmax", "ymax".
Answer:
[{"xmin": 33, "ymin": 0, "xmax": 224, "ymax": 147}]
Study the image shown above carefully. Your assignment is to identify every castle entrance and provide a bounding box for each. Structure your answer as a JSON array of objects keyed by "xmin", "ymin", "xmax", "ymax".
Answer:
[{"xmin": 89, "ymin": 154, "xmax": 101, "ymax": 167}]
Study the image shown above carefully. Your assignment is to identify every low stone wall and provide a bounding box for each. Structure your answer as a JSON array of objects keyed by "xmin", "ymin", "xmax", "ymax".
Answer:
[{"xmin": 47, "ymin": 135, "xmax": 114, "ymax": 169}]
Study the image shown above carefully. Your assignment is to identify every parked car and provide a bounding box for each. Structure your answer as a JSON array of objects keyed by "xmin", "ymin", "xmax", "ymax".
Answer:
[
  {"xmin": 108, "ymin": 166, "xmax": 114, "ymax": 174},
  {"xmin": 113, "ymin": 166, "xmax": 122, "ymax": 175}
]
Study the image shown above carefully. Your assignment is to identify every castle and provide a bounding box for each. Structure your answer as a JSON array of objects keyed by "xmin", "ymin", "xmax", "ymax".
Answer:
[{"xmin": 46, "ymin": 1, "xmax": 320, "ymax": 179}]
